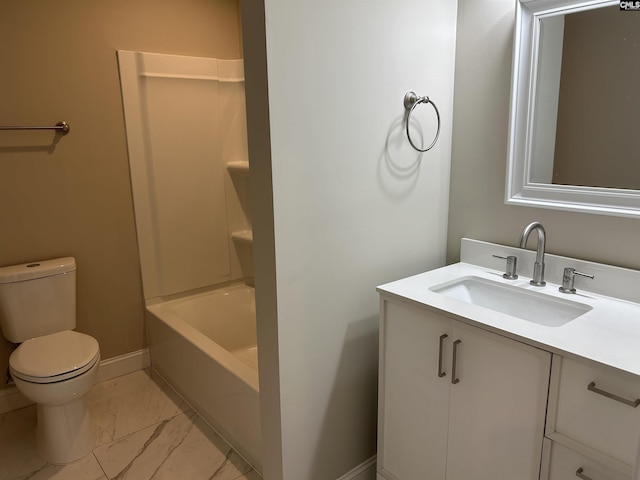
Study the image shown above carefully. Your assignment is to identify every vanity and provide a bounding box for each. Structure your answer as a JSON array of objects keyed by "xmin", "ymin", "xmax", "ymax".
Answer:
[{"xmin": 376, "ymin": 239, "xmax": 640, "ymax": 480}]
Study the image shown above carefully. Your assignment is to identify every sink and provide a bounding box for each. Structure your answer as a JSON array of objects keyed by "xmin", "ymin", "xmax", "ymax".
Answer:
[{"xmin": 430, "ymin": 276, "xmax": 592, "ymax": 327}]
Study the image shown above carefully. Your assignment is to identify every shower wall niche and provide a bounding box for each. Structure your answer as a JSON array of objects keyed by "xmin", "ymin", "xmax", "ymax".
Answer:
[{"xmin": 118, "ymin": 51, "xmax": 252, "ymax": 299}]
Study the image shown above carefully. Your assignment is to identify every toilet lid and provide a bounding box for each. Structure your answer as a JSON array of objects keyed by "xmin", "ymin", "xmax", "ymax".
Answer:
[{"xmin": 10, "ymin": 330, "xmax": 100, "ymax": 384}]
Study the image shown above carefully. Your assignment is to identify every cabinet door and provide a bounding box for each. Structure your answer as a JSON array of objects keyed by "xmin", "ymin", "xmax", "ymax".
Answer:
[
  {"xmin": 378, "ymin": 300, "xmax": 452, "ymax": 480},
  {"xmin": 446, "ymin": 321, "xmax": 551, "ymax": 480}
]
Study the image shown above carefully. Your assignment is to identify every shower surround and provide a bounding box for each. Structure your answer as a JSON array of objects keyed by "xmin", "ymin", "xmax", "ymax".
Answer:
[{"xmin": 118, "ymin": 51, "xmax": 259, "ymax": 471}]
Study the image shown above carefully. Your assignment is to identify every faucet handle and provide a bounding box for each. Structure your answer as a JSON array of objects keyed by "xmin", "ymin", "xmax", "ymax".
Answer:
[
  {"xmin": 493, "ymin": 254, "xmax": 518, "ymax": 280},
  {"xmin": 559, "ymin": 267, "xmax": 594, "ymax": 294}
]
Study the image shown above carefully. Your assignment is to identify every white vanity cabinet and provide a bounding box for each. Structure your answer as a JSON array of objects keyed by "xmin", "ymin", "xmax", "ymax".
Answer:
[
  {"xmin": 377, "ymin": 239, "xmax": 640, "ymax": 480},
  {"xmin": 377, "ymin": 298, "xmax": 552, "ymax": 480},
  {"xmin": 542, "ymin": 356, "xmax": 640, "ymax": 480}
]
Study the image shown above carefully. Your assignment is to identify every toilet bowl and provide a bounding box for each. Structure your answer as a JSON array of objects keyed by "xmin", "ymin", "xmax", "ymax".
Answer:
[{"xmin": 9, "ymin": 330, "xmax": 100, "ymax": 464}]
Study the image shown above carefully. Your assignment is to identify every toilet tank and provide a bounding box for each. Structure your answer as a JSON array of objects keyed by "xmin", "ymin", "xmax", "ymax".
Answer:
[{"xmin": 0, "ymin": 258, "xmax": 76, "ymax": 343}]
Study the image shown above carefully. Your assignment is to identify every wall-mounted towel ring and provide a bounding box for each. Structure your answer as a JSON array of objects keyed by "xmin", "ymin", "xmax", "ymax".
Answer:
[{"xmin": 404, "ymin": 91, "xmax": 440, "ymax": 152}]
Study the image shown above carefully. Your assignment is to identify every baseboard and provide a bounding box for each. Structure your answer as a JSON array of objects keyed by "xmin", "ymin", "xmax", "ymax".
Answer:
[
  {"xmin": 336, "ymin": 456, "xmax": 377, "ymax": 480},
  {"xmin": 93, "ymin": 347, "xmax": 151, "ymax": 384},
  {"xmin": 0, "ymin": 383, "xmax": 32, "ymax": 414},
  {"xmin": 0, "ymin": 348, "xmax": 150, "ymax": 414}
]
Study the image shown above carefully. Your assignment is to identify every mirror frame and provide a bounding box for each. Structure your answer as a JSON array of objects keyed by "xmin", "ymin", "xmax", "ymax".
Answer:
[{"xmin": 505, "ymin": 0, "xmax": 640, "ymax": 218}]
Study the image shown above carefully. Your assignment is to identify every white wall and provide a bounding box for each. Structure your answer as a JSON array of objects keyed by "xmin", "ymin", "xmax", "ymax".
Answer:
[
  {"xmin": 530, "ymin": 16, "xmax": 564, "ymax": 183},
  {"xmin": 242, "ymin": 1, "xmax": 458, "ymax": 479},
  {"xmin": 448, "ymin": 0, "xmax": 640, "ymax": 271}
]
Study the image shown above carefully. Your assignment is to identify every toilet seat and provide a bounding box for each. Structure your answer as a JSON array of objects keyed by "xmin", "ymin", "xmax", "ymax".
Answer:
[{"xmin": 10, "ymin": 330, "xmax": 100, "ymax": 384}]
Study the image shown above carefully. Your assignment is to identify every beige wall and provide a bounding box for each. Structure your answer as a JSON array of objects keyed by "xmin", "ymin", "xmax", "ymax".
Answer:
[
  {"xmin": 447, "ymin": 0, "xmax": 640, "ymax": 269},
  {"xmin": 0, "ymin": 0, "xmax": 242, "ymax": 386},
  {"xmin": 553, "ymin": 6, "xmax": 640, "ymax": 189}
]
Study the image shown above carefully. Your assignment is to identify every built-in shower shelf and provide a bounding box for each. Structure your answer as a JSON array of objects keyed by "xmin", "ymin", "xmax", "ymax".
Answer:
[
  {"xmin": 231, "ymin": 229, "xmax": 253, "ymax": 245},
  {"xmin": 226, "ymin": 161, "xmax": 250, "ymax": 176}
]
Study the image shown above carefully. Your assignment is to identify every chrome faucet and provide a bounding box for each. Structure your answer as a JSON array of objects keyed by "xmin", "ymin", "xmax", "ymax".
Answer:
[{"xmin": 518, "ymin": 222, "xmax": 546, "ymax": 286}]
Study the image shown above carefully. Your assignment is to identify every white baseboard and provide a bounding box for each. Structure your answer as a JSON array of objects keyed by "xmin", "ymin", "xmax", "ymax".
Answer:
[
  {"xmin": 0, "ymin": 348, "xmax": 150, "ymax": 414},
  {"xmin": 0, "ymin": 384, "xmax": 32, "ymax": 414},
  {"xmin": 93, "ymin": 348, "xmax": 151, "ymax": 384},
  {"xmin": 337, "ymin": 456, "xmax": 377, "ymax": 480}
]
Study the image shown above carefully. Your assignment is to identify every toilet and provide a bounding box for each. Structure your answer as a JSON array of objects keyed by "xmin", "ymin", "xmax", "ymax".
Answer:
[{"xmin": 0, "ymin": 257, "xmax": 100, "ymax": 464}]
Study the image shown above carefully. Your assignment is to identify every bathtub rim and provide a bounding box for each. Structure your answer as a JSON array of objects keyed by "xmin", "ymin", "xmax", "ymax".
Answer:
[
  {"xmin": 145, "ymin": 284, "xmax": 259, "ymax": 392},
  {"xmin": 145, "ymin": 281, "xmax": 254, "ymax": 308}
]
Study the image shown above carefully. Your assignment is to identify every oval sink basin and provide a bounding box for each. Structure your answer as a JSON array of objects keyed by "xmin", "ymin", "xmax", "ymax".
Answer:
[{"xmin": 429, "ymin": 276, "xmax": 592, "ymax": 327}]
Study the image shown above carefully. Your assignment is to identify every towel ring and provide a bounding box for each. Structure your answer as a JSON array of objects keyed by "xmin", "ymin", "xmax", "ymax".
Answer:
[{"xmin": 404, "ymin": 91, "xmax": 441, "ymax": 152}]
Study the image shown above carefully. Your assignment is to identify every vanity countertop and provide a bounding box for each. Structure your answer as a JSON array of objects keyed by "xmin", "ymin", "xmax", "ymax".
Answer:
[{"xmin": 378, "ymin": 239, "xmax": 640, "ymax": 379}]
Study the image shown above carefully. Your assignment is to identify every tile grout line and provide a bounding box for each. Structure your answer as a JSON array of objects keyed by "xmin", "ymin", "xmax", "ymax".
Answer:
[{"xmin": 92, "ymin": 452, "xmax": 110, "ymax": 480}]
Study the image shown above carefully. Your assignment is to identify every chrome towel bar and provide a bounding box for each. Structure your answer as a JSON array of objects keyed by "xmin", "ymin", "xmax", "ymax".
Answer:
[{"xmin": 0, "ymin": 121, "xmax": 70, "ymax": 135}]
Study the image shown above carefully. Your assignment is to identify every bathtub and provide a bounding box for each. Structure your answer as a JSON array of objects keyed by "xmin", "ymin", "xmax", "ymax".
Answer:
[{"xmin": 145, "ymin": 284, "xmax": 261, "ymax": 472}]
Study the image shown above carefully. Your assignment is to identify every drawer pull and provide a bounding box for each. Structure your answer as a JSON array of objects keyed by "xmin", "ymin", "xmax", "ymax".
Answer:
[
  {"xmin": 587, "ymin": 381, "xmax": 640, "ymax": 408},
  {"xmin": 438, "ymin": 334, "xmax": 448, "ymax": 378},
  {"xmin": 452, "ymin": 340, "xmax": 461, "ymax": 385},
  {"xmin": 576, "ymin": 467, "xmax": 593, "ymax": 480}
]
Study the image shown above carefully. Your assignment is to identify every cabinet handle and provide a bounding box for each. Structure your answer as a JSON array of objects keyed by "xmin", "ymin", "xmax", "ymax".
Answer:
[
  {"xmin": 576, "ymin": 467, "xmax": 593, "ymax": 480},
  {"xmin": 452, "ymin": 339, "xmax": 461, "ymax": 385},
  {"xmin": 587, "ymin": 382, "xmax": 640, "ymax": 408},
  {"xmin": 438, "ymin": 334, "xmax": 448, "ymax": 378}
]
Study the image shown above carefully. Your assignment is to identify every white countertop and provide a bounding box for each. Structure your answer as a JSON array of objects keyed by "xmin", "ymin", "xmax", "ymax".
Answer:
[{"xmin": 377, "ymin": 239, "xmax": 640, "ymax": 379}]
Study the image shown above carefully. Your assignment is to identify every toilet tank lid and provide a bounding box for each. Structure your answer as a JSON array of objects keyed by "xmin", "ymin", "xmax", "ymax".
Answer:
[{"xmin": 0, "ymin": 257, "xmax": 76, "ymax": 284}]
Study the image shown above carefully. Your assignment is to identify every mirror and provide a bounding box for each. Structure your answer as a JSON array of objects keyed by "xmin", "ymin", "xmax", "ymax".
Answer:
[{"xmin": 506, "ymin": 0, "xmax": 640, "ymax": 217}]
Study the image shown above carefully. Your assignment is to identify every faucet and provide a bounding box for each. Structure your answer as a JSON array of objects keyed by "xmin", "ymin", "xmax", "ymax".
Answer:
[{"xmin": 518, "ymin": 222, "xmax": 546, "ymax": 286}]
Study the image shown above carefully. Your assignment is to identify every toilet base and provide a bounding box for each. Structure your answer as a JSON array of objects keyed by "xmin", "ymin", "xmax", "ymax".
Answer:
[{"xmin": 36, "ymin": 397, "xmax": 96, "ymax": 464}]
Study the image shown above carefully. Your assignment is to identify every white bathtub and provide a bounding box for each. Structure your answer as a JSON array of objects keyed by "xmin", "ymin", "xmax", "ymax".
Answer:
[{"xmin": 145, "ymin": 284, "xmax": 261, "ymax": 472}]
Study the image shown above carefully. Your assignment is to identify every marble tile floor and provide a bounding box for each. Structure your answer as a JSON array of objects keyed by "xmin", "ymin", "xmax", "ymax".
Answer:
[{"xmin": 0, "ymin": 369, "xmax": 261, "ymax": 480}]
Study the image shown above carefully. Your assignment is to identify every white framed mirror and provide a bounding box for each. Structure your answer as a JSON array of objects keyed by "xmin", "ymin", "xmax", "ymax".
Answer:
[{"xmin": 506, "ymin": 0, "xmax": 640, "ymax": 217}]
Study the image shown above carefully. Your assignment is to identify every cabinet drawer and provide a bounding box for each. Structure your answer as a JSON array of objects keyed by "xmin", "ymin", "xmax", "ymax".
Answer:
[
  {"xmin": 546, "ymin": 441, "xmax": 630, "ymax": 480},
  {"xmin": 550, "ymin": 356, "xmax": 640, "ymax": 466}
]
